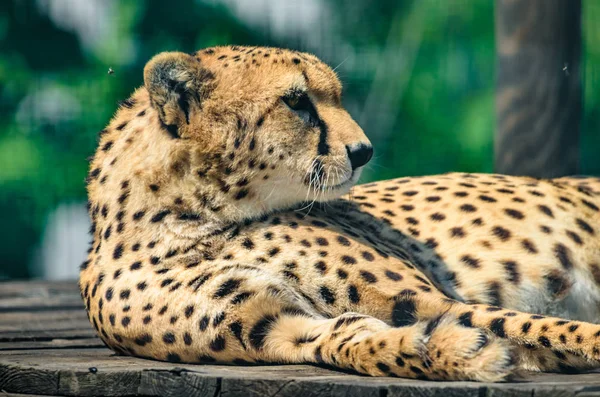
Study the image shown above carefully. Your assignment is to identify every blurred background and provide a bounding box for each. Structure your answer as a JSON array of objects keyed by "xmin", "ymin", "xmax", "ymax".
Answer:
[{"xmin": 1, "ymin": 0, "xmax": 599, "ymax": 280}]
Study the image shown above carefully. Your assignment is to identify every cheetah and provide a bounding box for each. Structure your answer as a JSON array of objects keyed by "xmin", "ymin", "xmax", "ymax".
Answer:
[{"xmin": 80, "ymin": 46, "xmax": 600, "ymax": 382}]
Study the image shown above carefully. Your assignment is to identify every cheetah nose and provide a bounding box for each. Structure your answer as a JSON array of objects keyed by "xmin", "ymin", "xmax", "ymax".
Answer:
[{"xmin": 346, "ymin": 143, "xmax": 373, "ymax": 170}]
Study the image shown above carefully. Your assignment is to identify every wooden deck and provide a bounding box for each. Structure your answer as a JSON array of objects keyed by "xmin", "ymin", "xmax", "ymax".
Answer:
[{"xmin": 1, "ymin": 281, "xmax": 600, "ymax": 397}]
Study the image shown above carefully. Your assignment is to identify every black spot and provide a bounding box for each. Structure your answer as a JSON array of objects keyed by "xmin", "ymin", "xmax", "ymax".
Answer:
[
  {"xmin": 554, "ymin": 243, "xmax": 573, "ymax": 270},
  {"xmin": 392, "ymin": 299, "xmax": 417, "ymax": 327},
  {"xmin": 113, "ymin": 243, "xmax": 124, "ymax": 259},
  {"xmin": 576, "ymin": 218, "xmax": 594, "ymax": 235},
  {"xmin": 537, "ymin": 205, "xmax": 554, "ymax": 218},
  {"xmin": 210, "ymin": 335, "xmax": 226, "ymax": 352},
  {"xmin": 199, "ymin": 315, "xmax": 210, "ymax": 331},
  {"xmin": 582, "ymin": 199, "xmax": 599, "ymax": 212},
  {"xmin": 117, "ymin": 191, "xmax": 129, "ymax": 204},
  {"xmin": 458, "ymin": 312, "xmax": 473, "ymax": 327},
  {"xmin": 231, "ymin": 292, "xmax": 253, "ymax": 305},
  {"xmin": 235, "ymin": 189, "xmax": 249, "ymax": 200},
  {"xmin": 459, "ymin": 204, "xmax": 477, "ymax": 213},
  {"xmin": 490, "ymin": 318, "xmax": 506, "ymax": 337},
  {"xmin": 544, "ymin": 271, "xmax": 570, "ymax": 296},
  {"xmin": 166, "ymin": 353, "xmax": 181, "ymax": 363},
  {"xmin": 478, "ymin": 195, "xmax": 497, "ymax": 203},
  {"xmin": 360, "ymin": 270, "xmax": 377, "ymax": 283},
  {"xmin": 314, "ymin": 261, "xmax": 327, "ymax": 274},
  {"xmin": 214, "ymin": 279, "xmax": 242, "ymax": 298},
  {"xmin": 502, "ymin": 261, "xmax": 521, "ymax": 284},
  {"xmin": 88, "ymin": 168, "xmax": 101, "ymax": 182},
  {"xmin": 450, "ymin": 227, "xmax": 466, "ymax": 238},
  {"xmin": 242, "ymin": 238, "xmax": 255, "ymax": 249},
  {"xmin": 538, "ymin": 336, "xmax": 552, "ymax": 348},
  {"xmin": 492, "ymin": 226, "xmax": 511, "ymax": 241},
  {"xmin": 229, "ymin": 321, "xmax": 246, "ymax": 348},
  {"xmin": 521, "ymin": 239, "xmax": 538, "ymax": 254},
  {"xmin": 504, "ymin": 208, "xmax": 525, "ymax": 220},
  {"xmin": 213, "ymin": 312, "xmax": 226, "ymax": 327},
  {"xmin": 341, "ymin": 255, "xmax": 357, "ymax": 265},
  {"xmin": 119, "ymin": 98, "xmax": 135, "ymax": 109},
  {"xmin": 163, "ymin": 332, "xmax": 175, "ymax": 345},
  {"xmin": 160, "ymin": 278, "xmax": 174, "ymax": 288},
  {"xmin": 566, "ymin": 230, "xmax": 583, "ymax": 245},
  {"xmin": 460, "ymin": 255, "xmax": 480, "ymax": 269},
  {"xmin": 105, "ymin": 288, "xmax": 114, "ymax": 301},
  {"xmin": 348, "ymin": 285, "xmax": 360, "ymax": 304},
  {"xmin": 487, "ymin": 282, "xmax": 502, "ymax": 306},
  {"xmin": 337, "ymin": 236, "xmax": 351, "ymax": 246},
  {"xmin": 150, "ymin": 210, "xmax": 171, "ymax": 222},
  {"xmin": 376, "ymin": 362, "xmax": 390, "ymax": 373},
  {"xmin": 361, "ymin": 251, "xmax": 375, "ymax": 261},
  {"xmin": 185, "ymin": 305, "xmax": 195, "ymax": 318},
  {"xmin": 315, "ymin": 237, "xmax": 329, "ymax": 246},
  {"xmin": 249, "ymin": 315, "xmax": 278, "ymax": 349},
  {"xmin": 319, "ymin": 286, "xmax": 336, "ymax": 304},
  {"xmin": 430, "ymin": 212, "xmax": 446, "ymax": 221},
  {"xmin": 521, "ymin": 322, "xmax": 532, "ymax": 334},
  {"xmin": 385, "ymin": 270, "xmax": 402, "ymax": 281},
  {"xmin": 133, "ymin": 211, "xmax": 145, "ymax": 221}
]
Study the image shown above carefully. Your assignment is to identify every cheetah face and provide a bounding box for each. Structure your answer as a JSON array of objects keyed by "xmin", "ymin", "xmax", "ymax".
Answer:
[{"xmin": 144, "ymin": 46, "xmax": 371, "ymax": 218}]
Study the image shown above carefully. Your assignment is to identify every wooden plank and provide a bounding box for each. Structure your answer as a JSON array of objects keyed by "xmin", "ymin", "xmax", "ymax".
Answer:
[
  {"xmin": 0, "ymin": 281, "xmax": 79, "ymax": 299},
  {"xmin": 0, "ymin": 310, "xmax": 89, "ymax": 332},
  {"xmin": 0, "ymin": 364, "xmax": 58, "ymax": 396},
  {"xmin": 0, "ymin": 328, "xmax": 97, "ymax": 342},
  {"xmin": 0, "ymin": 393, "xmax": 64, "ymax": 397},
  {"xmin": 1, "ymin": 348, "xmax": 600, "ymax": 396},
  {"xmin": 0, "ymin": 295, "xmax": 84, "ymax": 313},
  {"xmin": 0, "ymin": 337, "xmax": 104, "ymax": 351},
  {"xmin": 494, "ymin": 0, "xmax": 582, "ymax": 177},
  {"xmin": 3, "ymin": 282, "xmax": 600, "ymax": 396}
]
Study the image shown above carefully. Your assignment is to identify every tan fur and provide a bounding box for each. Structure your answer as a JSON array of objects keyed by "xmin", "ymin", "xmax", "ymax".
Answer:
[{"xmin": 81, "ymin": 46, "xmax": 600, "ymax": 382}]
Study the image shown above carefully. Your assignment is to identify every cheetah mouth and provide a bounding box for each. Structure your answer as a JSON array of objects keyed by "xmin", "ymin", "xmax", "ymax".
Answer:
[
  {"xmin": 303, "ymin": 159, "xmax": 358, "ymax": 192},
  {"xmin": 325, "ymin": 170, "xmax": 358, "ymax": 190}
]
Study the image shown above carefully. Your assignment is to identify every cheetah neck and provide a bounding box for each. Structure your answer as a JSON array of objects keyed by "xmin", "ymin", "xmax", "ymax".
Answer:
[{"xmin": 87, "ymin": 89, "xmax": 298, "ymax": 254}]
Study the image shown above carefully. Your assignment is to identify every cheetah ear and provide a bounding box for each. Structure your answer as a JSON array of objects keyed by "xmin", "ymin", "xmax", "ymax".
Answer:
[{"xmin": 144, "ymin": 51, "xmax": 214, "ymax": 138}]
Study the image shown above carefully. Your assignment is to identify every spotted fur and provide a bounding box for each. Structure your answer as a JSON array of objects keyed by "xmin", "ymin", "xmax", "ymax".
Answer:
[{"xmin": 81, "ymin": 46, "xmax": 600, "ymax": 382}]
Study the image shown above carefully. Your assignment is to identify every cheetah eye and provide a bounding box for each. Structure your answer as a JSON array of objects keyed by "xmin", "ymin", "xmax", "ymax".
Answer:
[
  {"xmin": 282, "ymin": 94, "xmax": 301, "ymax": 110},
  {"xmin": 281, "ymin": 91, "xmax": 320, "ymax": 127}
]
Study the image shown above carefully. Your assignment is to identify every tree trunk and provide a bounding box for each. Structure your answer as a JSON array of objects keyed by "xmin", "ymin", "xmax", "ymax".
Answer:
[{"xmin": 494, "ymin": 0, "xmax": 582, "ymax": 178}]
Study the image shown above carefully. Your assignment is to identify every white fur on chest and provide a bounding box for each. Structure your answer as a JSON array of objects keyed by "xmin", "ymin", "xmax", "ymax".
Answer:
[
  {"xmin": 555, "ymin": 268, "xmax": 600, "ymax": 323},
  {"xmin": 527, "ymin": 268, "xmax": 600, "ymax": 323}
]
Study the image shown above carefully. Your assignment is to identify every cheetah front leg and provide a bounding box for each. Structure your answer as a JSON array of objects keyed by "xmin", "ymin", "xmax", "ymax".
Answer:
[
  {"xmin": 93, "ymin": 265, "xmax": 515, "ymax": 381},
  {"xmin": 268, "ymin": 312, "xmax": 515, "ymax": 381}
]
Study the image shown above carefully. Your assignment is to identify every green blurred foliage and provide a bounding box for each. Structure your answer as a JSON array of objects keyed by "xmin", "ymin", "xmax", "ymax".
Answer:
[{"xmin": 0, "ymin": 0, "xmax": 598, "ymax": 279}]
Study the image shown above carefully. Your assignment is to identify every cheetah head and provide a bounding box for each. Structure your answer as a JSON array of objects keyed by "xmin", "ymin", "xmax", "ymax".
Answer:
[{"xmin": 100, "ymin": 46, "xmax": 371, "ymax": 227}]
